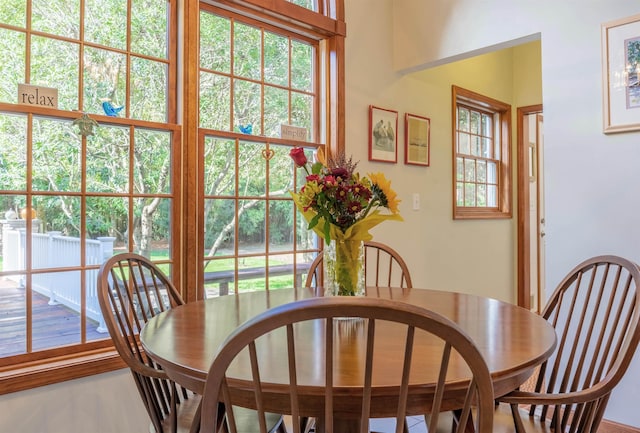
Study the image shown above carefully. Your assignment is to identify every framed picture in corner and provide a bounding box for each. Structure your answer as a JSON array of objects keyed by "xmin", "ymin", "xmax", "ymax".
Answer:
[
  {"xmin": 404, "ymin": 113, "xmax": 430, "ymax": 166},
  {"xmin": 602, "ymin": 13, "xmax": 640, "ymax": 133},
  {"xmin": 368, "ymin": 105, "xmax": 398, "ymax": 163}
]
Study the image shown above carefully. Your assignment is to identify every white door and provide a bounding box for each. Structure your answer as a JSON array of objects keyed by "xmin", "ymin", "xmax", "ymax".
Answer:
[
  {"xmin": 526, "ymin": 112, "xmax": 545, "ymax": 312},
  {"xmin": 536, "ymin": 113, "xmax": 546, "ymax": 310}
]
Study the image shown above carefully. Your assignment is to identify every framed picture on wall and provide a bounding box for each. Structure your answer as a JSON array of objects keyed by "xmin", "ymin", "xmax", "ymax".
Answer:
[
  {"xmin": 404, "ymin": 113, "xmax": 430, "ymax": 166},
  {"xmin": 602, "ymin": 13, "xmax": 640, "ymax": 133},
  {"xmin": 368, "ymin": 105, "xmax": 398, "ymax": 163}
]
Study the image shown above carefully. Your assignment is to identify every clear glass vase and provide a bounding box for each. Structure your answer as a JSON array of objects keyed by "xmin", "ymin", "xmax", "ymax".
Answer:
[{"xmin": 323, "ymin": 239, "xmax": 365, "ymax": 296}]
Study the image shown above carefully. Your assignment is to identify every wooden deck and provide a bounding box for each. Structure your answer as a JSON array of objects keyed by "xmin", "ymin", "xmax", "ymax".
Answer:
[
  {"xmin": 0, "ymin": 263, "xmax": 312, "ymax": 358},
  {"xmin": 0, "ymin": 278, "xmax": 108, "ymax": 357}
]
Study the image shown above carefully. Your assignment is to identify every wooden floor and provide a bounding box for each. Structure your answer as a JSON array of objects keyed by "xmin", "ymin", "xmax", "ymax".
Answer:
[{"xmin": 0, "ymin": 278, "xmax": 108, "ymax": 357}]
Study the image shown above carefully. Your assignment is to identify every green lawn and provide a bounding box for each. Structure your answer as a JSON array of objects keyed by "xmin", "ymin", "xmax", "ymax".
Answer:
[
  {"xmin": 203, "ymin": 255, "xmax": 304, "ymax": 293},
  {"xmin": 147, "ymin": 251, "xmax": 307, "ymax": 293}
]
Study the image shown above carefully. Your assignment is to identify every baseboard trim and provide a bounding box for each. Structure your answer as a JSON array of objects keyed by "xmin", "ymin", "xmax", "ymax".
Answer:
[{"xmin": 599, "ymin": 419, "xmax": 640, "ymax": 433}]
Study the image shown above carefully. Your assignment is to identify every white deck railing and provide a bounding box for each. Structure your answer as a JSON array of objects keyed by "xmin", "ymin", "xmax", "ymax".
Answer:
[{"xmin": 2, "ymin": 226, "xmax": 115, "ymax": 332}]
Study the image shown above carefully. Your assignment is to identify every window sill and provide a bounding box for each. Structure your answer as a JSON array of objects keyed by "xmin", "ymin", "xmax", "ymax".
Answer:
[
  {"xmin": 0, "ymin": 349, "xmax": 125, "ymax": 395},
  {"xmin": 454, "ymin": 209, "xmax": 512, "ymax": 220}
]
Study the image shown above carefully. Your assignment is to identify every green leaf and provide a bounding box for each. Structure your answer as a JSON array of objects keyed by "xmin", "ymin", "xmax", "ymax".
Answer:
[
  {"xmin": 308, "ymin": 213, "xmax": 320, "ymax": 230},
  {"xmin": 323, "ymin": 220, "xmax": 331, "ymax": 243},
  {"xmin": 311, "ymin": 161, "xmax": 323, "ymax": 174}
]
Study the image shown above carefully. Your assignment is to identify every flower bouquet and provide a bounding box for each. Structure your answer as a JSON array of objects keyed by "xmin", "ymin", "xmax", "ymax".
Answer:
[{"xmin": 289, "ymin": 147, "xmax": 402, "ymax": 296}]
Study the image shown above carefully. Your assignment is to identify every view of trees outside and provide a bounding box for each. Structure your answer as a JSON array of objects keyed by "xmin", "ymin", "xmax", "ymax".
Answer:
[
  {"xmin": 0, "ymin": 0, "xmax": 172, "ymax": 261},
  {"xmin": 199, "ymin": 8, "xmax": 320, "ymax": 294},
  {"xmin": 1, "ymin": 117, "xmax": 173, "ymax": 253},
  {"xmin": 0, "ymin": 0, "xmax": 176, "ymax": 355},
  {"xmin": 0, "ymin": 0, "xmax": 322, "ymax": 356}
]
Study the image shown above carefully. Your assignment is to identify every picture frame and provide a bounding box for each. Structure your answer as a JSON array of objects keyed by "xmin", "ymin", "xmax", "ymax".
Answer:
[
  {"xmin": 404, "ymin": 113, "xmax": 431, "ymax": 166},
  {"xmin": 368, "ymin": 105, "xmax": 398, "ymax": 163},
  {"xmin": 602, "ymin": 13, "xmax": 640, "ymax": 133}
]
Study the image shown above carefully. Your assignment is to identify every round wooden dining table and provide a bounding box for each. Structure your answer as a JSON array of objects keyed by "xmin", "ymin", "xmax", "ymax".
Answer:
[{"xmin": 140, "ymin": 286, "xmax": 556, "ymax": 423}]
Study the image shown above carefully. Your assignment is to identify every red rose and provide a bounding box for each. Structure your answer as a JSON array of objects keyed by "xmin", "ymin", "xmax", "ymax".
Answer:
[
  {"xmin": 289, "ymin": 147, "xmax": 307, "ymax": 167},
  {"xmin": 306, "ymin": 174, "xmax": 320, "ymax": 182}
]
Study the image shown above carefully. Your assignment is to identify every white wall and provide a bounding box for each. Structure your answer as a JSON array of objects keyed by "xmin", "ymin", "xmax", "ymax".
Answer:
[
  {"xmin": 386, "ymin": 0, "xmax": 640, "ymax": 427},
  {"xmin": 0, "ymin": 369, "xmax": 150, "ymax": 433}
]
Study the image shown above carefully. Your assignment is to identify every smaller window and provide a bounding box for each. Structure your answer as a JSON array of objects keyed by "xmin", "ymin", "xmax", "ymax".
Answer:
[
  {"xmin": 452, "ymin": 86, "xmax": 511, "ymax": 219},
  {"xmin": 287, "ymin": 0, "xmax": 318, "ymax": 12}
]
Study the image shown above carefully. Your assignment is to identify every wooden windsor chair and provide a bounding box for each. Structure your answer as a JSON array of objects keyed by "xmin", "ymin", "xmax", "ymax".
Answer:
[
  {"xmin": 305, "ymin": 241, "xmax": 413, "ymax": 289},
  {"xmin": 493, "ymin": 255, "xmax": 640, "ymax": 433},
  {"xmin": 194, "ymin": 296, "xmax": 495, "ymax": 433},
  {"xmin": 97, "ymin": 253, "xmax": 285, "ymax": 433},
  {"xmin": 433, "ymin": 255, "xmax": 640, "ymax": 433}
]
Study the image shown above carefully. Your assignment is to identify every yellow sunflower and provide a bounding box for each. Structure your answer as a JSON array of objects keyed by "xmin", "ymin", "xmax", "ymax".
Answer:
[{"xmin": 368, "ymin": 172, "xmax": 401, "ymax": 214}]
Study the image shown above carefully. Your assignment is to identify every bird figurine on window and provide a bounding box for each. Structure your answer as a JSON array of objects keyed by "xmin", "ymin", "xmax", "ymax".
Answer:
[
  {"xmin": 100, "ymin": 97, "xmax": 124, "ymax": 117},
  {"xmin": 238, "ymin": 123, "xmax": 253, "ymax": 134},
  {"xmin": 72, "ymin": 112, "xmax": 99, "ymax": 137}
]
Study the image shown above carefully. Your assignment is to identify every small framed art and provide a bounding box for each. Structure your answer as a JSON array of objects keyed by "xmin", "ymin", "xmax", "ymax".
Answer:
[
  {"xmin": 602, "ymin": 13, "xmax": 640, "ymax": 133},
  {"xmin": 369, "ymin": 105, "xmax": 398, "ymax": 163},
  {"xmin": 404, "ymin": 113, "xmax": 430, "ymax": 166}
]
